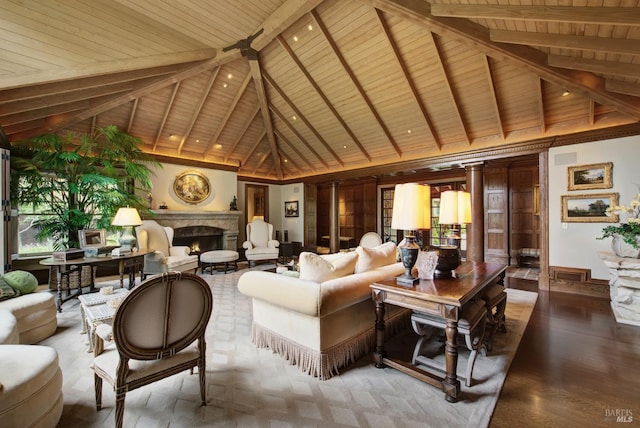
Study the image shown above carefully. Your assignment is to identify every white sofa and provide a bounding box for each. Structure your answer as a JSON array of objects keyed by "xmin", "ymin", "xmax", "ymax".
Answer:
[
  {"xmin": 0, "ymin": 309, "xmax": 63, "ymax": 428},
  {"xmin": 238, "ymin": 242, "xmax": 408, "ymax": 380},
  {"xmin": 135, "ymin": 220, "xmax": 199, "ymax": 277}
]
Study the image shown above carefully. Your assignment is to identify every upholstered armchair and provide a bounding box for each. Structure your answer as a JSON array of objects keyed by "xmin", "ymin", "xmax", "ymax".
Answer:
[
  {"xmin": 242, "ymin": 218, "xmax": 279, "ymax": 266},
  {"xmin": 92, "ymin": 272, "xmax": 213, "ymax": 428},
  {"xmin": 135, "ymin": 220, "xmax": 198, "ymax": 277}
]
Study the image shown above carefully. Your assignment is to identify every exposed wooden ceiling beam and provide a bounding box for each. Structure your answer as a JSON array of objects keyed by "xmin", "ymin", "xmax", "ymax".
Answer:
[
  {"xmin": 311, "ymin": 9, "xmax": 402, "ymax": 158},
  {"xmin": 548, "ymin": 55, "xmax": 640, "ymax": 79},
  {"xmin": 537, "ymin": 79, "xmax": 546, "ymax": 134},
  {"xmin": 224, "ymin": 105, "xmax": 260, "ymax": 163},
  {"xmin": 0, "ymin": 81, "xmax": 135, "ymax": 116},
  {"xmin": 252, "ymin": 0, "xmax": 325, "ymax": 51},
  {"xmin": 204, "ymin": 71, "xmax": 251, "ymax": 157},
  {"xmin": 430, "ymin": 5, "xmax": 640, "ymax": 26},
  {"xmin": 430, "ymin": 32, "xmax": 471, "ymax": 145},
  {"xmin": 606, "ymin": 80, "xmax": 640, "ymax": 97},
  {"xmin": 483, "ymin": 56, "xmax": 505, "ymax": 140},
  {"xmin": 33, "ymin": 51, "xmax": 242, "ymax": 137},
  {"xmin": 0, "ymin": 49, "xmax": 217, "ymax": 90},
  {"xmin": 153, "ymin": 82, "xmax": 181, "ymax": 151},
  {"xmin": 0, "ymin": 65, "xmax": 180, "ymax": 104},
  {"xmin": 126, "ymin": 98, "xmax": 139, "ymax": 133},
  {"xmin": 263, "ymin": 70, "xmax": 344, "ymax": 167},
  {"xmin": 241, "ymin": 130, "xmax": 267, "ymax": 168},
  {"xmin": 270, "ymin": 104, "xmax": 329, "ymax": 170},
  {"xmin": 248, "ymin": 56, "xmax": 282, "ymax": 180},
  {"xmin": 373, "ymin": 0, "xmax": 640, "ymax": 119},
  {"xmin": 178, "ymin": 68, "xmax": 220, "ymax": 154},
  {"xmin": 490, "ymin": 30, "xmax": 640, "ymax": 56},
  {"xmin": 274, "ymin": 129, "xmax": 318, "ymax": 172},
  {"xmin": 276, "ymin": 35, "xmax": 372, "ymax": 162},
  {"xmin": 374, "ymin": 8, "xmax": 440, "ymax": 150}
]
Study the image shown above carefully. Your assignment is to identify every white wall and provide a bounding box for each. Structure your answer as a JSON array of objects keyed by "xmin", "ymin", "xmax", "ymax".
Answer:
[
  {"xmin": 549, "ymin": 135, "xmax": 640, "ymax": 279},
  {"xmin": 149, "ymin": 163, "xmax": 237, "ymax": 212},
  {"xmin": 279, "ymin": 183, "xmax": 304, "ymax": 243}
]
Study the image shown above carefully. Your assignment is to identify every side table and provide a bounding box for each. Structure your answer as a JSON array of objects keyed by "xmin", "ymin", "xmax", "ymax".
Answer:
[{"xmin": 78, "ymin": 289, "xmax": 129, "ymax": 351}]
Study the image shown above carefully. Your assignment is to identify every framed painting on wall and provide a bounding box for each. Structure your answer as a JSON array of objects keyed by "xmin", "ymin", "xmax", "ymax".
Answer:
[
  {"xmin": 173, "ymin": 170, "xmax": 211, "ymax": 204},
  {"xmin": 561, "ymin": 193, "xmax": 619, "ymax": 223},
  {"xmin": 567, "ymin": 162, "xmax": 613, "ymax": 191},
  {"xmin": 284, "ymin": 201, "xmax": 299, "ymax": 217}
]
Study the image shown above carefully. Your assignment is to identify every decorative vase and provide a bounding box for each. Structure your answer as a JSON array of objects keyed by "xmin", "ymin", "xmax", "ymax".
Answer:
[{"xmin": 611, "ymin": 233, "xmax": 640, "ymax": 258}]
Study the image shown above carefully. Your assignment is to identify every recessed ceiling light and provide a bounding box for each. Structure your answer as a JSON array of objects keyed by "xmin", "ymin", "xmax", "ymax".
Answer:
[
  {"xmin": 308, "ymin": 25, "xmax": 313, "ymax": 31},
  {"xmin": 284, "ymin": 159, "xmax": 288, "ymax": 163},
  {"xmin": 343, "ymin": 145, "xmax": 347, "ymax": 149},
  {"xmin": 292, "ymin": 115, "xmax": 297, "ymax": 120},
  {"xmin": 407, "ymin": 129, "xmax": 412, "ymax": 134},
  {"xmin": 562, "ymin": 89, "xmax": 571, "ymax": 97},
  {"xmin": 227, "ymin": 73, "xmax": 233, "ymax": 79},
  {"xmin": 214, "ymin": 143, "xmax": 222, "ymax": 149},
  {"xmin": 293, "ymin": 35, "xmax": 298, "ymax": 42},
  {"xmin": 196, "ymin": 139, "xmax": 200, "ymax": 143},
  {"xmin": 223, "ymin": 83, "xmax": 228, "ymax": 88}
]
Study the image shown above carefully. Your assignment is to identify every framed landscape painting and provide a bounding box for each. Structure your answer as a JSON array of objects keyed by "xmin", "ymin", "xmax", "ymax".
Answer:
[
  {"xmin": 561, "ymin": 193, "xmax": 619, "ymax": 223},
  {"xmin": 567, "ymin": 162, "xmax": 613, "ymax": 191}
]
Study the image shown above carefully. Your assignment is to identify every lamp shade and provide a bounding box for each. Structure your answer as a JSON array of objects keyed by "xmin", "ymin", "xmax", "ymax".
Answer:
[
  {"xmin": 439, "ymin": 191, "xmax": 471, "ymax": 225},
  {"xmin": 391, "ymin": 183, "xmax": 431, "ymax": 231},
  {"xmin": 111, "ymin": 207, "xmax": 142, "ymax": 227}
]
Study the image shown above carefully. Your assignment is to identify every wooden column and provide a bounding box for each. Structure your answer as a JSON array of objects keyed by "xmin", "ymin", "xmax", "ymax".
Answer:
[
  {"xmin": 466, "ymin": 162, "xmax": 485, "ymax": 262},
  {"xmin": 330, "ymin": 181, "xmax": 340, "ymax": 253},
  {"xmin": 538, "ymin": 151, "xmax": 550, "ymax": 290}
]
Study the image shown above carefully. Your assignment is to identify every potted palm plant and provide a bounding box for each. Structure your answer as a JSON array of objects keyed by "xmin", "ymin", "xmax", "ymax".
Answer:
[{"xmin": 10, "ymin": 125, "xmax": 160, "ymax": 251}]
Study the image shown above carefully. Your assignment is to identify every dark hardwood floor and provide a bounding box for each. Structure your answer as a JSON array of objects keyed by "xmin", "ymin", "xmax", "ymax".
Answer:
[{"xmin": 491, "ymin": 276, "xmax": 640, "ymax": 427}]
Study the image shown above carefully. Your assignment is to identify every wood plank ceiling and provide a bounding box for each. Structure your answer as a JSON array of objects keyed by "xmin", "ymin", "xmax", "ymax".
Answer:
[{"xmin": 1, "ymin": 0, "xmax": 639, "ymax": 182}]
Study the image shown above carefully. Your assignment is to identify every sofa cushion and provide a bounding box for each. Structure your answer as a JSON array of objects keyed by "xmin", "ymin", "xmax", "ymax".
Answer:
[
  {"xmin": 299, "ymin": 251, "xmax": 358, "ymax": 282},
  {"xmin": 3, "ymin": 271, "xmax": 38, "ymax": 295},
  {"xmin": 0, "ymin": 278, "xmax": 17, "ymax": 301},
  {"xmin": 355, "ymin": 241, "xmax": 397, "ymax": 273}
]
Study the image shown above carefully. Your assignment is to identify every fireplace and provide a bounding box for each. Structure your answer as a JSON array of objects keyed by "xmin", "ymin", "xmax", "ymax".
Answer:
[
  {"xmin": 142, "ymin": 210, "xmax": 241, "ymax": 250},
  {"xmin": 173, "ymin": 226, "xmax": 223, "ymax": 253}
]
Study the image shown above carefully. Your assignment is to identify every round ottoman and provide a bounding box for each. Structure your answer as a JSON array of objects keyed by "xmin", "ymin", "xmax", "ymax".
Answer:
[
  {"xmin": 200, "ymin": 250, "xmax": 239, "ymax": 274},
  {"xmin": 0, "ymin": 309, "xmax": 19, "ymax": 344},
  {"xmin": 0, "ymin": 345, "xmax": 63, "ymax": 428},
  {"xmin": 0, "ymin": 293, "xmax": 57, "ymax": 344}
]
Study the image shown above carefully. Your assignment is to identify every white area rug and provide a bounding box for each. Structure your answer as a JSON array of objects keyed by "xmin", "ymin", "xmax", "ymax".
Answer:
[{"xmin": 42, "ymin": 268, "xmax": 537, "ymax": 427}]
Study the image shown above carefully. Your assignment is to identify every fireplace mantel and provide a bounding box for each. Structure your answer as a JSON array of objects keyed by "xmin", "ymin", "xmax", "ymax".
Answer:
[{"xmin": 142, "ymin": 210, "xmax": 241, "ymax": 250}]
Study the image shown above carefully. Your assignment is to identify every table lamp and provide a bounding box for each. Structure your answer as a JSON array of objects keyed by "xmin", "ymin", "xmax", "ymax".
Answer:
[
  {"xmin": 391, "ymin": 183, "xmax": 431, "ymax": 285},
  {"xmin": 435, "ymin": 190, "xmax": 471, "ymax": 278},
  {"xmin": 111, "ymin": 207, "xmax": 142, "ymax": 250}
]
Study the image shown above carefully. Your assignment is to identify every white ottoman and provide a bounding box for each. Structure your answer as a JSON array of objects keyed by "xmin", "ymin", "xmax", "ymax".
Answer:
[
  {"xmin": 200, "ymin": 250, "xmax": 239, "ymax": 274},
  {"xmin": 0, "ymin": 345, "xmax": 63, "ymax": 428},
  {"xmin": 0, "ymin": 293, "xmax": 57, "ymax": 344},
  {"xmin": 0, "ymin": 309, "xmax": 19, "ymax": 344}
]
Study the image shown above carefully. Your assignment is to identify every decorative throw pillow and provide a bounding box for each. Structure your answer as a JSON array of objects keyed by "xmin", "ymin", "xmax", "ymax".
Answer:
[
  {"xmin": 3, "ymin": 270, "xmax": 38, "ymax": 295},
  {"xmin": 355, "ymin": 241, "xmax": 397, "ymax": 273},
  {"xmin": 0, "ymin": 277, "xmax": 17, "ymax": 301},
  {"xmin": 298, "ymin": 251, "xmax": 359, "ymax": 282}
]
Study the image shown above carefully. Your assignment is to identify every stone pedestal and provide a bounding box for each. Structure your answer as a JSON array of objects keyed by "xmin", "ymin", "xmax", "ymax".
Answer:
[{"xmin": 598, "ymin": 251, "xmax": 640, "ymax": 326}]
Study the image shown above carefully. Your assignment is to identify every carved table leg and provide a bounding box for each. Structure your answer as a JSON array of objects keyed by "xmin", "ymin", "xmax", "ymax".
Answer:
[
  {"xmin": 373, "ymin": 291, "xmax": 386, "ymax": 368},
  {"xmin": 443, "ymin": 318, "xmax": 461, "ymax": 402}
]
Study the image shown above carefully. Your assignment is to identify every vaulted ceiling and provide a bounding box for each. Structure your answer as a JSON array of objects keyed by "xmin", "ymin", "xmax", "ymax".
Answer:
[{"xmin": 1, "ymin": 0, "xmax": 639, "ymax": 182}]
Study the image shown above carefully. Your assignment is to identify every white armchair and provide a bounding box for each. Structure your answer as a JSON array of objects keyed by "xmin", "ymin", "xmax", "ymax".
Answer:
[
  {"xmin": 135, "ymin": 220, "xmax": 199, "ymax": 277},
  {"xmin": 242, "ymin": 218, "xmax": 279, "ymax": 266}
]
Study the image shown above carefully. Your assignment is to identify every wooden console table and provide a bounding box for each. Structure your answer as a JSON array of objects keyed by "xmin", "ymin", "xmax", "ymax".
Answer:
[
  {"xmin": 371, "ymin": 261, "xmax": 507, "ymax": 402},
  {"xmin": 40, "ymin": 249, "xmax": 153, "ymax": 312}
]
